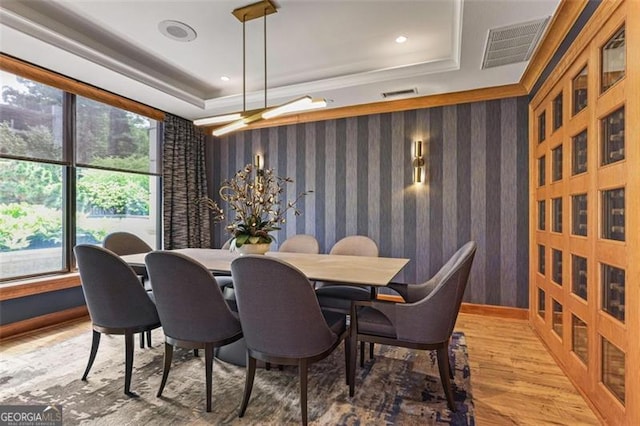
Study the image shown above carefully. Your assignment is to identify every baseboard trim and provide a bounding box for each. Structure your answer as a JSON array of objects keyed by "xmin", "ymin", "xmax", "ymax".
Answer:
[
  {"xmin": 375, "ymin": 295, "xmax": 529, "ymax": 320},
  {"xmin": 0, "ymin": 305, "xmax": 88, "ymax": 340},
  {"xmin": 460, "ymin": 303, "xmax": 528, "ymax": 320}
]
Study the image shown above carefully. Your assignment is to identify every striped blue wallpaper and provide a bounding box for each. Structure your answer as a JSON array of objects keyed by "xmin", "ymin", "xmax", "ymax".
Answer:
[{"xmin": 207, "ymin": 96, "xmax": 529, "ymax": 308}]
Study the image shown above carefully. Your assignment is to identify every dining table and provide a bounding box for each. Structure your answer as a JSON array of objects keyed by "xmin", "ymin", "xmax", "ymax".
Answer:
[
  {"xmin": 121, "ymin": 248, "xmax": 409, "ymax": 366},
  {"xmin": 121, "ymin": 248, "xmax": 409, "ymax": 287}
]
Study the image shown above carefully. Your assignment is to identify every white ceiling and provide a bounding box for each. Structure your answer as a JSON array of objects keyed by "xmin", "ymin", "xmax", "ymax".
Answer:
[{"xmin": 0, "ymin": 0, "xmax": 559, "ymax": 121}]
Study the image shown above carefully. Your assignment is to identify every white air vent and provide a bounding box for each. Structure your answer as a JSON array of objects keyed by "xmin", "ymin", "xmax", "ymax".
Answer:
[
  {"xmin": 481, "ymin": 17, "xmax": 550, "ymax": 69},
  {"xmin": 382, "ymin": 88, "xmax": 417, "ymax": 98}
]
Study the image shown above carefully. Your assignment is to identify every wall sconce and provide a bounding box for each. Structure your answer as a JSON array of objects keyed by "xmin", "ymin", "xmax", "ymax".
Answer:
[
  {"xmin": 254, "ymin": 154, "xmax": 264, "ymax": 178},
  {"xmin": 412, "ymin": 141, "xmax": 425, "ymax": 183}
]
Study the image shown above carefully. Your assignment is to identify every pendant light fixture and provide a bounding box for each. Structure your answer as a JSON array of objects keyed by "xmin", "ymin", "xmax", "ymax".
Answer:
[{"xmin": 194, "ymin": 0, "xmax": 326, "ymax": 136}]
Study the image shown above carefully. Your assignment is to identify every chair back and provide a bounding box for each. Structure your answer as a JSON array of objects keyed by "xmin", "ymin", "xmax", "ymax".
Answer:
[
  {"xmin": 330, "ymin": 236, "xmax": 378, "ymax": 257},
  {"xmin": 397, "ymin": 241, "xmax": 476, "ymax": 343},
  {"xmin": 74, "ymin": 244, "xmax": 159, "ymax": 329},
  {"xmin": 103, "ymin": 232, "xmax": 152, "ymax": 256},
  {"xmin": 279, "ymin": 234, "xmax": 320, "ymax": 254},
  {"xmin": 221, "ymin": 238, "xmax": 233, "ymax": 250},
  {"xmin": 145, "ymin": 251, "xmax": 241, "ymax": 343},
  {"xmin": 231, "ymin": 256, "xmax": 337, "ymax": 358}
]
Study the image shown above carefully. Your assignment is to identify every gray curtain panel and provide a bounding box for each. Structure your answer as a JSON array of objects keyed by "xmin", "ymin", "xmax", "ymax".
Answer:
[{"xmin": 163, "ymin": 114, "xmax": 211, "ymax": 249}]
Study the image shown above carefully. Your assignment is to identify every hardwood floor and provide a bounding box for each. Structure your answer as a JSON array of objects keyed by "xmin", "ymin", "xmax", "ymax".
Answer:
[
  {"xmin": 456, "ymin": 313, "xmax": 600, "ymax": 425},
  {"xmin": 0, "ymin": 313, "xmax": 600, "ymax": 425}
]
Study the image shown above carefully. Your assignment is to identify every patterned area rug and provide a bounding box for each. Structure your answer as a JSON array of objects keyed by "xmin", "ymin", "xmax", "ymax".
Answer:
[{"xmin": 0, "ymin": 330, "xmax": 474, "ymax": 425}]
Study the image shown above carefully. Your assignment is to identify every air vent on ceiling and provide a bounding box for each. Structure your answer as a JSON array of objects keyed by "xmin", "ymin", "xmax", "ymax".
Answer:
[
  {"xmin": 382, "ymin": 88, "xmax": 417, "ymax": 98},
  {"xmin": 481, "ymin": 17, "xmax": 550, "ymax": 69}
]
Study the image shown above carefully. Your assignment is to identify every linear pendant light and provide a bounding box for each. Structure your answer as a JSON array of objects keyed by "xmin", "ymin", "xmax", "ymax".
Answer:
[{"xmin": 201, "ymin": 0, "xmax": 326, "ymax": 137}]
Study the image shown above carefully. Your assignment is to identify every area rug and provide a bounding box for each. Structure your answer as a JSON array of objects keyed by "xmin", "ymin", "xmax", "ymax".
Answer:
[{"xmin": 0, "ymin": 329, "xmax": 474, "ymax": 425}]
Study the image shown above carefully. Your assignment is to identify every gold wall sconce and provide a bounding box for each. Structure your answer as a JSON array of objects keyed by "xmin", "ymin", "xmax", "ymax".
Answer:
[
  {"xmin": 412, "ymin": 140, "xmax": 425, "ymax": 183},
  {"xmin": 254, "ymin": 154, "xmax": 264, "ymax": 178}
]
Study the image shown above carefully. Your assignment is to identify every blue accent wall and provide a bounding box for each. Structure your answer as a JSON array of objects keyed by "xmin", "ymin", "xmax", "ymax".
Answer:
[{"xmin": 208, "ymin": 96, "xmax": 530, "ymax": 308}]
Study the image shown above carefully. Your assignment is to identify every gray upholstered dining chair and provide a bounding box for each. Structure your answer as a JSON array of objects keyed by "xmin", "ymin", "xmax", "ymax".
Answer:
[
  {"xmin": 74, "ymin": 244, "xmax": 161, "ymax": 397},
  {"xmin": 103, "ymin": 231, "xmax": 153, "ymax": 257},
  {"xmin": 103, "ymin": 231, "xmax": 154, "ymax": 348},
  {"xmin": 315, "ymin": 235, "xmax": 378, "ymax": 312},
  {"xmin": 315, "ymin": 235, "xmax": 379, "ymax": 360},
  {"xmin": 278, "ymin": 234, "xmax": 320, "ymax": 254},
  {"xmin": 231, "ymin": 256, "xmax": 349, "ymax": 426},
  {"xmin": 145, "ymin": 251, "xmax": 243, "ymax": 412},
  {"xmin": 348, "ymin": 241, "xmax": 477, "ymax": 411}
]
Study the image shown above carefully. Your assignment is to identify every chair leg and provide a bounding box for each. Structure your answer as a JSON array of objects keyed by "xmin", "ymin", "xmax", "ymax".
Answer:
[
  {"xmin": 157, "ymin": 342, "xmax": 173, "ymax": 397},
  {"xmin": 369, "ymin": 342, "xmax": 374, "ymax": 360},
  {"xmin": 146, "ymin": 330, "xmax": 152, "ymax": 348},
  {"xmin": 124, "ymin": 332, "xmax": 138, "ymax": 397},
  {"xmin": 205, "ymin": 343, "xmax": 214, "ymax": 412},
  {"xmin": 344, "ymin": 337, "xmax": 351, "ymax": 386},
  {"xmin": 81, "ymin": 330, "xmax": 101, "ymax": 381},
  {"xmin": 239, "ymin": 354, "xmax": 256, "ymax": 417},
  {"xmin": 299, "ymin": 359, "xmax": 308, "ymax": 426},
  {"xmin": 436, "ymin": 346, "xmax": 455, "ymax": 411},
  {"xmin": 194, "ymin": 349, "xmax": 199, "ymax": 357},
  {"xmin": 360, "ymin": 341, "xmax": 365, "ymax": 368},
  {"xmin": 139, "ymin": 332, "xmax": 145, "ymax": 349},
  {"xmin": 349, "ymin": 334, "xmax": 358, "ymax": 397}
]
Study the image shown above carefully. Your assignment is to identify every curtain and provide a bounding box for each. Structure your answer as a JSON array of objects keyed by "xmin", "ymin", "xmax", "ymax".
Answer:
[{"xmin": 163, "ymin": 114, "xmax": 211, "ymax": 249}]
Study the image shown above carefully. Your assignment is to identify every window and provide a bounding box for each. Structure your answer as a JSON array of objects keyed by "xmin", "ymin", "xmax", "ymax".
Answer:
[
  {"xmin": 552, "ymin": 299, "xmax": 563, "ymax": 338},
  {"xmin": 571, "ymin": 194, "xmax": 587, "ymax": 236},
  {"xmin": 552, "ymin": 145, "xmax": 563, "ymax": 181},
  {"xmin": 0, "ymin": 71, "xmax": 161, "ymax": 281},
  {"xmin": 572, "ymin": 255, "xmax": 587, "ymax": 300},
  {"xmin": 538, "ymin": 155, "xmax": 546, "ymax": 187},
  {"xmin": 538, "ymin": 288, "xmax": 546, "ymax": 319},
  {"xmin": 602, "ymin": 338, "xmax": 625, "ymax": 404},
  {"xmin": 538, "ymin": 200, "xmax": 546, "ymax": 230},
  {"xmin": 538, "ymin": 245, "xmax": 545, "ymax": 276},
  {"xmin": 602, "ymin": 188, "xmax": 624, "ymax": 241},
  {"xmin": 552, "ymin": 249, "xmax": 562, "ymax": 286},
  {"xmin": 601, "ymin": 26, "xmax": 625, "ymax": 93},
  {"xmin": 571, "ymin": 315, "xmax": 588, "ymax": 364},
  {"xmin": 538, "ymin": 111, "xmax": 546, "ymax": 143},
  {"xmin": 572, "ymin": 130, "xmax": 587, "ymax": 175},
  {"xmin": 601, "ymin": 263, "xmax": 625, "ymax": 322},
  {"xmin": 572, "ymin": 66, "xmax": 588, "ymax": 114},
  {"xmin": 553, "ymin": 93, "xmax": 563, "ymax": 130},
  {"xmin": 601, "ymin": 107, "xmax": 624, "ymax": 166},
  {"xmin": 552, "ymin": 197, "xmax": 562, "ymax": 233}
]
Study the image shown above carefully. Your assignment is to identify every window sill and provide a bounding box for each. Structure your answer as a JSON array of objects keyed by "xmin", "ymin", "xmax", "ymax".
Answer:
[{"xmin": 0, "ymin": 273, "xmax": 81, "ymax": 301}]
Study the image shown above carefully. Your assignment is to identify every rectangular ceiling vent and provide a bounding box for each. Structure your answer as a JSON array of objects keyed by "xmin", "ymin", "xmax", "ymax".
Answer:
[
  {"xmin": 481, "ymin": 17, "xmax": 550, "ymax": 69},
  {"xmin": 382, "ymin": 88, "xmax": 417, "ymax": 98}
]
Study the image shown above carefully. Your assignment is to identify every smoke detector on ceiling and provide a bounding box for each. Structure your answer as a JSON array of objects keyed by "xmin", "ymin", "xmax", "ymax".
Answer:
[
  {"xmin": 481, "ymin": 17, "xmax": 550, "ymax": 69},
  {"xmin": 159, "ymin": 20, "xmax": 197, "ymax": 42}
]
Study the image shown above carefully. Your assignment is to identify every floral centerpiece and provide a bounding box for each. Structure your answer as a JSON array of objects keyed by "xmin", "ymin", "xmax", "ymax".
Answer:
[{"xmin": 202, "ymin": 164, "xmax": 311, "ymax": 253}]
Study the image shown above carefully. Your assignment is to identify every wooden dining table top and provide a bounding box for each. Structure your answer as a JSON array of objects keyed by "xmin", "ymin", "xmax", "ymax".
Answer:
[{"xmin": 121, "ymin": 248, "xmax": 409, "ymax": 286}]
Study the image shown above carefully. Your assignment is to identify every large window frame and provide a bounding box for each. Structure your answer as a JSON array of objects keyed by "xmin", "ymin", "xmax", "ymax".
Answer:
[{"xmin": 0, "ymin": 56, "xmax": 164, "ymax": 284}]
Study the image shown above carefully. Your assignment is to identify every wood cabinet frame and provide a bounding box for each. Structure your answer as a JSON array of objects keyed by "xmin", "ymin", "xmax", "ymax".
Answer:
[{"xmin": 529, "ymin": 0, "xmax": 639, "ymax": 423}]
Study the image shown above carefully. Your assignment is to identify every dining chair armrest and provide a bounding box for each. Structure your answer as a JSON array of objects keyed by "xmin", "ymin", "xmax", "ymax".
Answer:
[
  {"xmin": 386, "ymin": 282, "xmax": 410, "ymax": 301},
  {"xmin": 350, "ymin": 299, "xmax": 399, "ymax": 331}
]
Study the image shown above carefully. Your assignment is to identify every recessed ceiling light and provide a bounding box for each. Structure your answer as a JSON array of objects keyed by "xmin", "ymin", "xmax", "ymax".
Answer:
[
  {"xmin": 158, "ymin": 20, "xmax": 197, "ymax": 42},
  {"xmin": 395, "ymin": 35, "xmax": 408, "ymax": 44},
  {"xmin": 221, "ymin": 76, "xmax": 230, "ymax": 82}
]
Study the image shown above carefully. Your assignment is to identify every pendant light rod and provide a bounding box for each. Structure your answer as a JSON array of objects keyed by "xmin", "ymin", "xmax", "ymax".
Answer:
[
  {"xmin": 264, "ymin": 8, "xmax": 267, "ymax": 109},
  {"xmin": 243, "ymin": 17, "xmax": 246, "ymax": 112}
]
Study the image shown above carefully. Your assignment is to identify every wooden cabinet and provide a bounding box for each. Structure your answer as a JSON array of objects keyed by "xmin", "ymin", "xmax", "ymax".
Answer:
[{"xmin": 529, "ymin": 0, "xmax": 639, "ymax": 423}]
